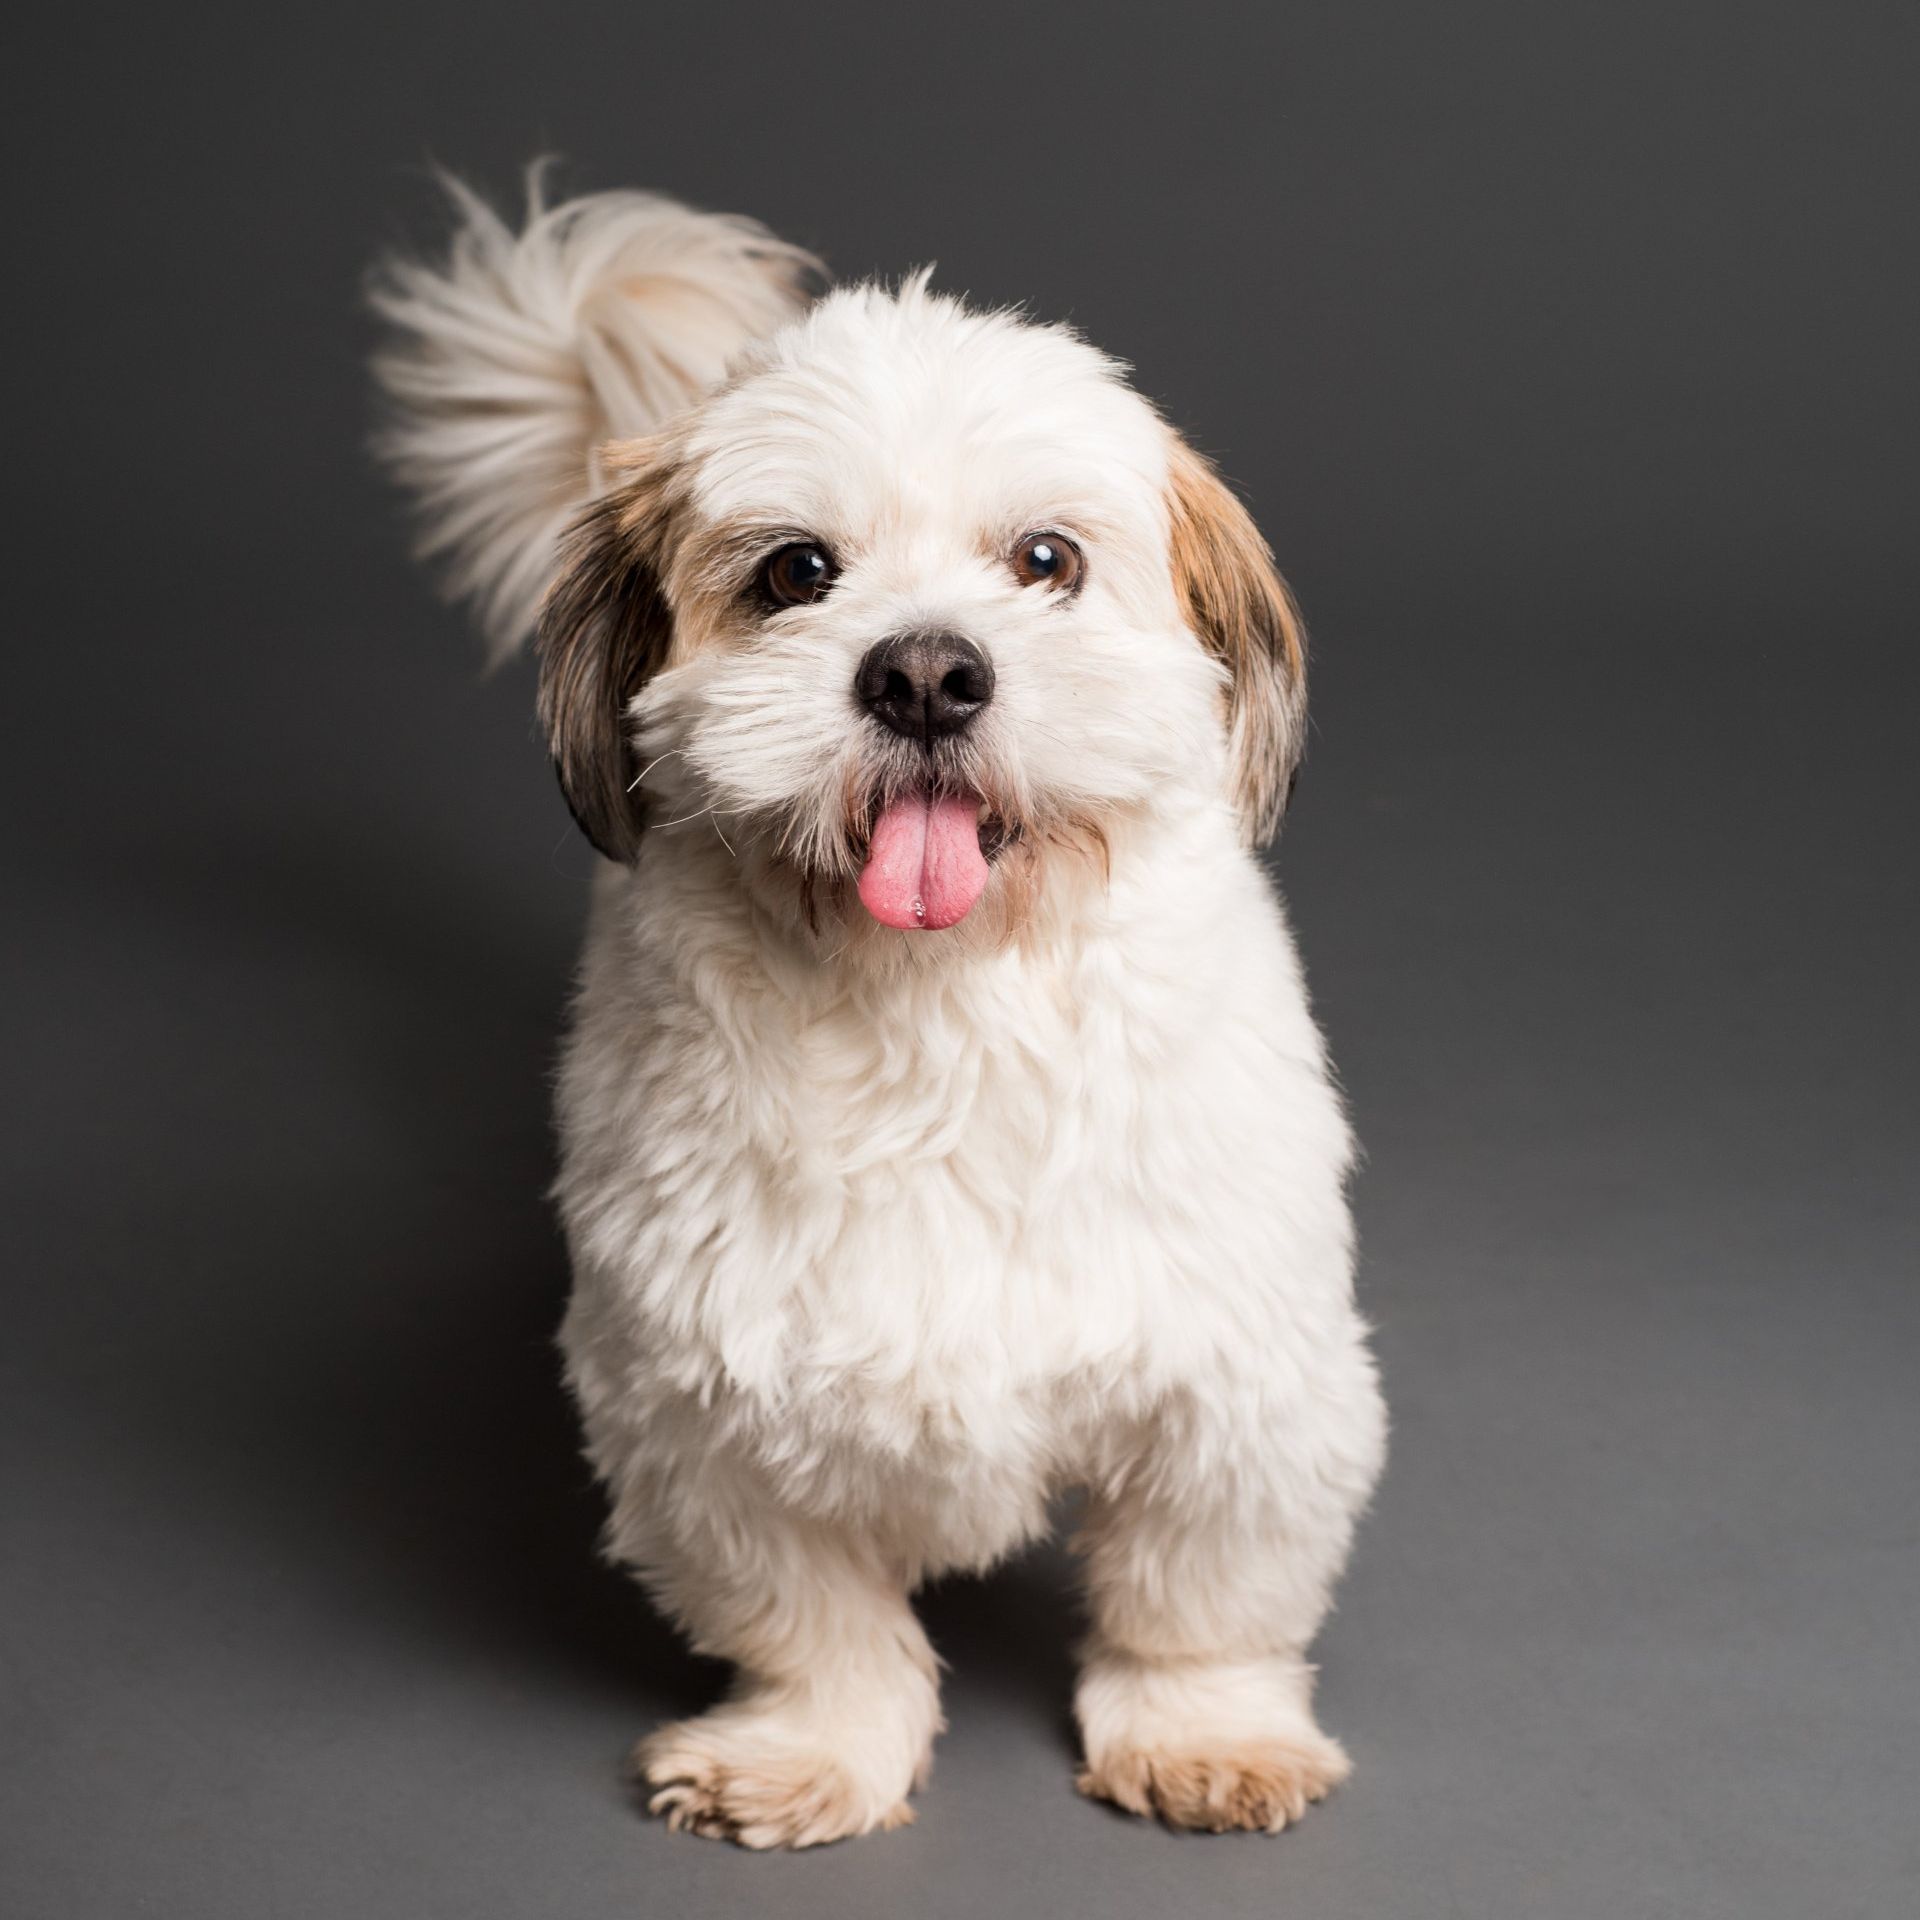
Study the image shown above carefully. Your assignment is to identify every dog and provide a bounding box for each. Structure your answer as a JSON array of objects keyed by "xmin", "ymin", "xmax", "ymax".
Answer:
[{"xmin": 371, "ymin": 174, "xmax": 1386, "ymax": 1849}]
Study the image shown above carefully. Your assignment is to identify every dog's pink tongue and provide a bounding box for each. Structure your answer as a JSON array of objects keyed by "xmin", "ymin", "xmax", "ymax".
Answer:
[{"xmin": 858, "ymin": 791, "xmax": 989, "ymax": 931}]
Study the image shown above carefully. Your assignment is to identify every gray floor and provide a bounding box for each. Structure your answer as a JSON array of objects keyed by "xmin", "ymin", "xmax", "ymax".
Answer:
[{"xmin": 5, "ymin": 5, "xmax": 1918, "ymax": 1916}]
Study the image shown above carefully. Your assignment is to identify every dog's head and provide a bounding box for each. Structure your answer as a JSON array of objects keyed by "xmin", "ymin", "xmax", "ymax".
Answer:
[{"xmin": 537, "ymin": 277, "xmax": 1305, "ymax": 950}]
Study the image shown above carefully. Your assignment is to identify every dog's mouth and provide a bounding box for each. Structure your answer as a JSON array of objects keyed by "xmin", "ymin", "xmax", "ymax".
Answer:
[{"xmin": 855, "ymin": 787, "xmax": 1008, "ymax": 931}]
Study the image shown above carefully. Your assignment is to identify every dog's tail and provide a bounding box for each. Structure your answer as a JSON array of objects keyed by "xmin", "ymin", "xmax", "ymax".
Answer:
[{"xmin": 370, "ymin": 167, "xmax": 820, "ymax": 661}]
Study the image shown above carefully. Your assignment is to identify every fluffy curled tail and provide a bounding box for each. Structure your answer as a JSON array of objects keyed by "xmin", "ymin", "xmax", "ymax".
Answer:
[{"xmin": 370, "ymin": 169, "xmax": 819, "ymax": 661}]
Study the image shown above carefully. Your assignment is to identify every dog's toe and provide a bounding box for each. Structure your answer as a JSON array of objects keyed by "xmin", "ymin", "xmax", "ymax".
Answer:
[
  {"xmin": 633, "ymin": 1718, "xmax": 915, "ymax": 1849},
  {"xmin": 1078, "ymin": 1734, "xmax": 1349, "ymax": 1835}
]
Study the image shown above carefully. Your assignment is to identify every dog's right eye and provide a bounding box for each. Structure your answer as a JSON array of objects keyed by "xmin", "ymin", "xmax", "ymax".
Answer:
[{"xmin": 761, "ymin": 543, "xmax": 839, "ymax": 608}]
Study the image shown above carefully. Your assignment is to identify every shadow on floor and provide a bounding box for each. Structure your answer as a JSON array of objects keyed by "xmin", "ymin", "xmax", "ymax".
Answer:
[{"xmin": 54, "ymin": 821, "xmax": 1084, "ymax": 1751}]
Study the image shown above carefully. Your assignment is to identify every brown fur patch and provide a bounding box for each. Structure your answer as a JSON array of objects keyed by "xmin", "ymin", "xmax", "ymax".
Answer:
[
  {"xmin": 1164, "ymin": 437, "xmax": 1308, "ymax": 844},
  {"xmin": 534, "ymin": 442, "xmax": 683, "ymax": 862},
  {"xmin": 676, "ymin": 513, "xmax": 811, "ymax": 609}
]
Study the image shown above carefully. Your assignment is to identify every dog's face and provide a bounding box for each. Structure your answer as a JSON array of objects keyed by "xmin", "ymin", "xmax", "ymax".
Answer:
[{"xmin": 538, "ymin": 280, "xmax": 1305, "ymax": 950}]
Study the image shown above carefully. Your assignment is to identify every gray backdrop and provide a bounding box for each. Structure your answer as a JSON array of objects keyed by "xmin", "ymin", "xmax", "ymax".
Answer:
[{"xmin": 4, "ymin": 3, "xmax": 1916, "ymax": 1916}]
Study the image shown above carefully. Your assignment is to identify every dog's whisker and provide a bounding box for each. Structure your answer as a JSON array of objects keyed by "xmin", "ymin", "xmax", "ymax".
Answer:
[{"xmin": 628, "ymin": 747, "xmax": 684, "ymax": 794}]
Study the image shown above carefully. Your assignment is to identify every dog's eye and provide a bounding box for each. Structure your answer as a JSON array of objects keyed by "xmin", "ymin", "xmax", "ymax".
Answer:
[
  {"xmin": 1011, "ymin": 532, "xmax": 1083, "ymax": 592},
  {"xmin": 761, "ymin": 542, "xmax": 838, "ymax": 607}
]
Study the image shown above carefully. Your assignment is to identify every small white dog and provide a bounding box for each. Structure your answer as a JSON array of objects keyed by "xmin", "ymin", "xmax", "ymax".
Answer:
[{"xmin": 372, "ymin": 176, "xmax": 1386, "ymax": 1848}]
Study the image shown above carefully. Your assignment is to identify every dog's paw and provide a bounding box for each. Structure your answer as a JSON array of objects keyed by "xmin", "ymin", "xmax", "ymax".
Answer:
[
  {"xmin": 1077, "ymin": 1731, "xmax": 1350, "ymax": 1835},
  {"xmin": 635, "ymin": 1714, "xmax": 916, "ymax": 1849}
]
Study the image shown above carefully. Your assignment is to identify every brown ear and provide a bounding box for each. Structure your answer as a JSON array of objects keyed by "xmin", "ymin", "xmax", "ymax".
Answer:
[
  {"xmin": 1165, "ymin": 438, "xmax": 1309, "ymax": 844},
  {"xmin": 534, "ymin": 450, "xmax": 679, "ymax": 863}
]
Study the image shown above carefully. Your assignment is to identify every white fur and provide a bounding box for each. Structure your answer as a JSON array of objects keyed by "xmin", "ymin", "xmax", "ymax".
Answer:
[
  {"xmin": 369, "ymin": 168, "xmax": 818, "ymax": 660},
  {"xmin": 374, "ymin": 182, "xmax": 1386, "ymax": 1847}
]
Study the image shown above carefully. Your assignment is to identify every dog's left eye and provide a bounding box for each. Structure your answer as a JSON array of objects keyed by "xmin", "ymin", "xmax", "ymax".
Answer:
[
  {"xmin": 761, "ymin": 542, "xmax": 839, "ymax": 607},
  {"xmin": 1011, "ymin": 532, "xmax": 1083, "ymax": 592}
]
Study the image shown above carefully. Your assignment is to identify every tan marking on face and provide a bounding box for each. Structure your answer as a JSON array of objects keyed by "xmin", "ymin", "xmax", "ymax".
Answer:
[
  {"xmin": 534, "ymin": 439, "xmax": 688, "ymax": 861},
  {"xmin": 1164, "ymin": 436, "xmax": 1308, "ymax": 844}
]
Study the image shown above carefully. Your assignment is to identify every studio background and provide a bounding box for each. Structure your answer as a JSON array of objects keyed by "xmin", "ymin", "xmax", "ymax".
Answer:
[{"xmin": 4, "ymin": 5, "xmax": 1915, "ymax": 1917}]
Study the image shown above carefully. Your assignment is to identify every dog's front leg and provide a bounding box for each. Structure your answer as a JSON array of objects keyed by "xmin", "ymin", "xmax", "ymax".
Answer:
[
  {"xmin": 628, "ymin": 1470, "xmax": 942, "ymax": 1849},
  {"xmin": 1071, "ymin": 1383, "xmax": 1381, "ymax": 1834}
]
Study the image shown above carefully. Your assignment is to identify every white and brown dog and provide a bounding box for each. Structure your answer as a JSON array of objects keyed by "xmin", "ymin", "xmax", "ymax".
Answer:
[{"xmin": 372, "ymin": 176, "xmax": 1386, "ymax": 1849}]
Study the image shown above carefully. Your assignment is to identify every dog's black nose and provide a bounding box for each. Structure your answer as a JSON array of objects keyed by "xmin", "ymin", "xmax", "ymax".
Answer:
[{"xmin": 854, "ymin": 633, "xmax": 995, "ymax": 745}]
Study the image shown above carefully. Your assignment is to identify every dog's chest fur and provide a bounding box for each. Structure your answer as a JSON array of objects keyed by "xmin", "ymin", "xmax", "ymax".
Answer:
[{"xmin": 556, "ymin": 829, "xmax": 1354, "ymax": 1562}]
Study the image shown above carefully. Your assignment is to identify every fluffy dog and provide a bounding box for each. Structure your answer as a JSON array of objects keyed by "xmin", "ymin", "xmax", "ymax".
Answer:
[{"xmin": 371, "ymin": 175, "xmax": 1386, "ymax": 1848}]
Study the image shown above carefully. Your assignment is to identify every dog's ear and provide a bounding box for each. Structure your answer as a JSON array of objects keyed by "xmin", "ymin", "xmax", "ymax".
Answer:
[
  {"xmin": 535, "ymin": 442, "xmax": 679, "ymax": 863},
  {"xmin": 1165, "ymin": 437, "xmax": 1308, "ymax": 845}
]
